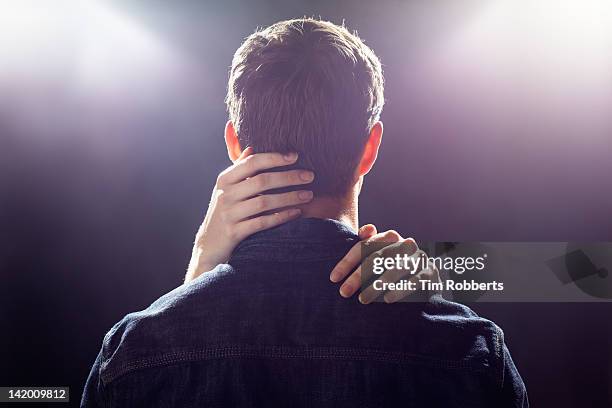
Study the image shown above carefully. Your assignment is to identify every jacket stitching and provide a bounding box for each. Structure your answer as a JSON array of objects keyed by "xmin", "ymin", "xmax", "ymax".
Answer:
[{"xmin": 101, "ymin": 344, "xmax": 490, "ymax": 385}]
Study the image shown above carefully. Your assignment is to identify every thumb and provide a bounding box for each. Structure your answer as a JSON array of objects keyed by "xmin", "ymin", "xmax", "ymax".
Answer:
[
  {"xmin": 358, "ymin": 224, "xmax": 377, "ymax": 240},
  {"xmin": 237, "ymin": 146, "xmax": 254, "ymax": 161}
]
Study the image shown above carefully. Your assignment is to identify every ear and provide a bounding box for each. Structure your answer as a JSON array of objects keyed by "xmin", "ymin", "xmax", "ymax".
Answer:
[
  {"xmin": 224, "ymin": 120, "xmax": 242, "ymax": 163},
  {"xmin": 357, "ymin": 121, "xmax": 383, "ymax": 177}
]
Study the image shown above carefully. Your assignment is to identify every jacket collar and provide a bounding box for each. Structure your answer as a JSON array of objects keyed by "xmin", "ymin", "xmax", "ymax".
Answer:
[{"xmin": 229, "ymin": 217, "xmax": 358, "ymax": 263}]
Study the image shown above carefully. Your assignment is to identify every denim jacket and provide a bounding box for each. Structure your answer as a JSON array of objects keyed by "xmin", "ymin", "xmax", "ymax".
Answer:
[{"xmin": 82, "ymin": 218, "xmax": 528, "ymax": 407}]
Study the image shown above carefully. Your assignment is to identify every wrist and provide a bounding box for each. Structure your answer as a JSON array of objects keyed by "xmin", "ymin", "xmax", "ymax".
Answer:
[{"xmin": 185, "ymin": 247, "xmax": 217, "ymax": 283}]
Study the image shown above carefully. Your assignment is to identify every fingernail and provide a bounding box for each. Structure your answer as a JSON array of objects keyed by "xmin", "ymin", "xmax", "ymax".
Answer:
[
  {"xmin": 339, "ymin": 284, "xmax": 352, "ymax": 298},
  {"xmin": 284, "ymin": 152, "xmax": 297, "ymax": 162},
  {"xmin": 298, "ymin": 190, "xmax": 313, "ymax": 200},
  {"xmin": 330, "ymin": 271, "xmax": 339, "ymax": 282},
  {"xmin": 358, "ymin": 293, "xmax": 366, "ymax": 304},
  {"xmin": 288, "ymin": 208, "xmax": 301, "ymax": 217},
  {"xmin": 300, "ymin": 171, "xmax": 314, "ymax": 182}
]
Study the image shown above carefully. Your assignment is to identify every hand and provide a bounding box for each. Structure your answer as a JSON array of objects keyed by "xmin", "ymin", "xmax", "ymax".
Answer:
[
  {"xmin": 329, "ymin": 225, "xmax": 440, "ymax": 304},
  {"xmin": 185, "ymin": 147, "xmax": 315, "ymax": 282}
]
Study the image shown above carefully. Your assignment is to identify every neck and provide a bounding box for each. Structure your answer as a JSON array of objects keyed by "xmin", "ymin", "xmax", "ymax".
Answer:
[{"xmin": 295, "ymin": 188, "xmax": 359, "ymax": 231}]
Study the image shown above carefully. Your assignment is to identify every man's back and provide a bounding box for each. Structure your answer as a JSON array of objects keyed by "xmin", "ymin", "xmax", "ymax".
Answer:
[{"xmin": 82, "ymin": 218, "xmax": 527, "ymax": 407}]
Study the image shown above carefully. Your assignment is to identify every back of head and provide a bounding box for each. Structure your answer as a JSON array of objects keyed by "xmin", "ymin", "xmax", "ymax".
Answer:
[{"xmin": 226, "ymin": 18, "xmax": 384, "ymax": 196}]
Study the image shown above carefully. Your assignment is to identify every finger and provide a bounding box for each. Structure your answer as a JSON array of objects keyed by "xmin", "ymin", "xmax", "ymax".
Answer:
[
  {"xmin": 383, "ymin": 264, "xmax": 437, "ymax": 303},
  {"xmin": 330, "ymin": 243, "xmax": 362, "ymax": 283},
  {"xmin": 339, "ymin": 246, "xmax": 419, "ymax": 300},
  {"xmin": 358, "ymin": 272, "xmax": 384, "ymax": 304},
  {"xmin": 215, "ymin": 147, "xmax": 254, "ymax": 188},
  {"xmin": 358, "ymin": 242, "xmax": 423, "ymax": 304},
  {"xmin": 329, "ymin": 229, "xmax": 402, "ymax": 283},
  {"xmin": 360, "ymin": 239, "xmax": 419, "ymax": 288},
  {"xmin": 237, "ymin": 146, "xmax": 254, "ymax": 161},
  {"xmin": 358, "ymin": 224, "xmax": 377, "ymax": 240},
  {"xmin": 228, "ymin": 190, "xmax": 313, "ymax": 222},
  {"xmin": 339, "ymin": 267, "xmax": 361, "ymax": 298},
  {"xmin": 221, "ymin": 152, "xmax": 299, "ymax": 185},
  {"xmin": 382, "ymin": 270, "xmax": 426, "ymax": 304},
  {"xmin": 232, "ymin": 169, "xmax": 315, "ymax": 200},
  {"xmin": 234, "ymin": 208, "xmax": 302, "ymax": 240}
]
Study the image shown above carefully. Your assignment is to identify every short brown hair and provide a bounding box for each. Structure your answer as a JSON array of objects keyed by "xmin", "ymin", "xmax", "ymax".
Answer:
[{"xmin": 226, "ymin": 18, "xmax": 384, "ymax": 196}]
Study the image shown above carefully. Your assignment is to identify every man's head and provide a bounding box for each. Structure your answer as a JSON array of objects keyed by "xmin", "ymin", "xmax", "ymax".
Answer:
[{"xmin": 225, "ymin": 18, "xmax": 384, "ymax": 196}]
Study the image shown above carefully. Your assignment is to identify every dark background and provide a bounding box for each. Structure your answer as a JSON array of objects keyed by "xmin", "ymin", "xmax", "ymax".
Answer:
[{"xmin": 1, "ymin": 1, "xmax": 611, "ymax": 406}]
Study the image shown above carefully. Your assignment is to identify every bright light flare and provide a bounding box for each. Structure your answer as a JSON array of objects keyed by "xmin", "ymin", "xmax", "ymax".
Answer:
[
  {"xmin": 0, "ymin": 0, "xmax": 176, "ymax": 88},
  {"xmin": 448, "ymin": 0, "xmax": 612, "ymax": 78},
  {"xmin": 420, "ymin": 0, "xmax": 612, "ymax": 147}
]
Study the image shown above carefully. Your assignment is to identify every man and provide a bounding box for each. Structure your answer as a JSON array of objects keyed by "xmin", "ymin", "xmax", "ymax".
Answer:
[{"xmin": 82, "ymin": 18, "xmax": 528, "ymax": 407}]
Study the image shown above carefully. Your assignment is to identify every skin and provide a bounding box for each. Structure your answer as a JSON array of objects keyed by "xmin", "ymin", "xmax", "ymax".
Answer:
[
  {"xmin": 184, "ymin": 147, "xmax": 315, "ymax": 282},
  {"xmin": 186, "ymin": 120, "xmax": 439, "ymax": 303}
]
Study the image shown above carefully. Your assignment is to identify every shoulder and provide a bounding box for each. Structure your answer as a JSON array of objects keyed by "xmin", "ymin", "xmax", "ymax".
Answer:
[
  {"xmin": 97, "ymin": 264, "xmax": 234, "ymax": 385},
  {"xmin": 420, "ymin": 295, "xmax": 506, "ymax": 377}
]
